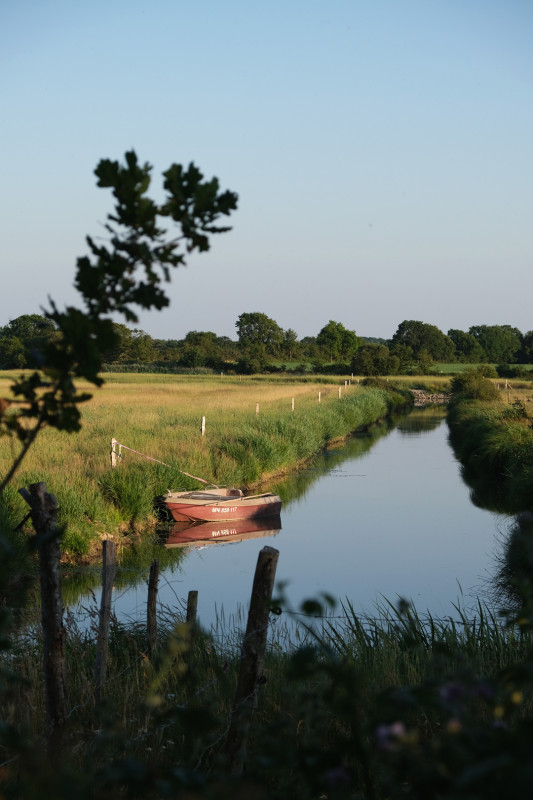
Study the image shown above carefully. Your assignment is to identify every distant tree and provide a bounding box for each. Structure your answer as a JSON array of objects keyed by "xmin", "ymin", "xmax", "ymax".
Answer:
[
  {"xmin": 316, "ymin": 320, "xmax": 360, "ymax": 362},
  {"xmin": 447, "ymin": 329, "xmax": 485, "ymax": 363},
  {"xmin": 236, "ymin": 312, "xmax": 284, "ymax": 357},
  {"xmin": 0, "ymin": 313, "xmax": 57, "ymax": 368},
  {"xmin": 518, "ymin": 330, "xmax": 533, "ymax": 364},
  {"xmin": 281, "ymin": 328, "xmax": 300, "ymax": 361},
  {"xmin": 469, "ymin": 325, "xmax": 522, "ymax": 363},
  {"xmin": 351, "ymin": 343, "xmax": 399, "ymax": 376},
  {"xmin": 299, "ymin": 336, "xmax": 320, "ymax": 361},
  {"xmin": 389, "ymin": 320, "xmax": 455, "ymax": 361},
  {"xmin": 128, "ymin": 330, "xmax": 155, "ymax": 363}
]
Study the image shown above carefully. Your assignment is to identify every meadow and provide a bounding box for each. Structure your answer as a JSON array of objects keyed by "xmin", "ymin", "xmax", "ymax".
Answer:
[
  {"xmin": 3, "ymin": 370, "xmax": 533, "ymax": 797},
  {"xmin": 0, "ymin": 371, "xmax": 412, "ymax": 555}
]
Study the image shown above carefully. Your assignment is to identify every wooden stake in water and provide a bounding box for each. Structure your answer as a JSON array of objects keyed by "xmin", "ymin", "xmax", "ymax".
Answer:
[
  {"xmin": 186, "ymin": 590, "xmax": 198, "ymax": 624},
  {"xmin": 224, "ymin": 545, "xmax": 279, "ymax": 775},
  {"xmin": 95, "ymin": 540, "xmax": 117, "ymax": 703},
  {"xmin": 147, "ymin": 559, "xmax": 159, "ymax": 658}
]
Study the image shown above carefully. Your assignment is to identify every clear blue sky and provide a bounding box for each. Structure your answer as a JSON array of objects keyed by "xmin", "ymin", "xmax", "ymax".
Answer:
[{"xmin": 2, "ymin": 0, "xmax": 532, "ymax": 341}]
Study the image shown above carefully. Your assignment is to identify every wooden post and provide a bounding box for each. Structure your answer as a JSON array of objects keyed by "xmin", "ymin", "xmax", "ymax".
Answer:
[
  {"xmin": 223, "ymin": 546, "xmax": 279, "ymax": 775},
  {"xmin": 201, "ymin": 416, "xmax": 206, "ymax": 436},
  {"xmin": 256, "ymin": 403, "xmax": 259, "ymax": 415},
  {"xmin": 147, "ymin": 559, "xmax": 159, "ymax": 658},
  {"xmin": 291, "ymin": 397, "xmax": 295, "ymax": 411},
  {"xmin": 318, "ymin": 391, "xmax": 321, "ymax": 403},
  {"xmin": 110, "ymin": 437, "xmax": 118, "ymax": 468},
  {"xmin": 94, "ymin": 540, "xmax": 117, "ymax": 703},
  {"xmin": 186, "ymin": 590, "xmax": 198, "ymax": 623},
  {"xmin": 18, "ymin": 482, "xmax": 67, "ymax": 759},
  {"xmin": 338, "ymin": 387, "xmax": 342, "ymax": 399}
]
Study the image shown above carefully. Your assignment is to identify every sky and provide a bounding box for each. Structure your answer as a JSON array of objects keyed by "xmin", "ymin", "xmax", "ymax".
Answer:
[{"xmin": 1, "ymin": 0, "xmax": 532, "ymax": 342}]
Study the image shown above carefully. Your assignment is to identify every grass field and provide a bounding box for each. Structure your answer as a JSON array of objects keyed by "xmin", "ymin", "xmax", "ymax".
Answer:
[{"xmin": 0, "ymin": 372, "xmax": 411, "ymax": 554}]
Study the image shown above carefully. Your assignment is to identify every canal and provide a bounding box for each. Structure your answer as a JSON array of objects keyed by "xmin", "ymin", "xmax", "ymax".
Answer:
[{"xmin": 81, "ymin": 406, "xmax": 510, "ymax": 634}]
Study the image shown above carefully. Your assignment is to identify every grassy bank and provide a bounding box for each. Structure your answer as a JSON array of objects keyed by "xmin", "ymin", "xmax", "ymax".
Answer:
[
  {"xmin": 0, "ymin": 373, "xmax": 411, "ymax": 554},
  {"xmin": 447, "ymin": 377, "xmax": 533, "ymax": 513}
]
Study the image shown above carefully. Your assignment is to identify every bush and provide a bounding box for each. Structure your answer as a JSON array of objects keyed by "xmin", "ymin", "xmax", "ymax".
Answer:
[
  {"xmin": 497, "ymin": 364, "xmax": 533, "ymax": 380},
  {"xmin": 450, "ymin": 370, "xmax": 499, "ymax": 402}
]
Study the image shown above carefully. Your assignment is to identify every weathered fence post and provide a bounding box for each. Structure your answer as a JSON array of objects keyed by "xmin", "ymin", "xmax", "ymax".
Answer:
[
  {"xmin": 256, "ymin": 403, "xmax": 259, "ymax": 415},
  {"xmin": 201, "ymin": 416, "xmax": 206, "ymax": 436},
  {"xmin": 110, "ymin": 437, "xmax": 119, "ymax": 468},
  {"xmin": 318, "ymin": 391, "xmax": 321, "ymax": 403},
  {"xmin": 147, "ymin": 559, "xmax": 159, "ymax": 658},
  {"xmin": 338, "ymin": 386, "xmax": 342, "ymax": 399},
  {"xmin": 94, "ymin": 539, "xmax": 117, "ymax": 703},
  {"xmin": 186, "ymin": 590, "xmax": 198, "ymax": 624},
  {"xmin": 291, "ymin": 397, "xmax": 295, "ymax": 411},
  {"xmin": 18, "ymin": 482, "xmax": 67, "ymax": 759},
  {"xmin": 223, "ymin": 545, "xmax": 279, "ymax": 775}
]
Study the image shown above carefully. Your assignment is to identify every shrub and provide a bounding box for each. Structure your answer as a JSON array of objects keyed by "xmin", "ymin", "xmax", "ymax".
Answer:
[{"xmin": 450, "ymin": 370, "xmax": 499, "ymax": 402}]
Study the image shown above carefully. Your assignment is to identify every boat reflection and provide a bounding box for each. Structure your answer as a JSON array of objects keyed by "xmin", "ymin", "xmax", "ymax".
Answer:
[{"xmin": 164, "ymin": 515, "xmax": 282, "ymax": 549}]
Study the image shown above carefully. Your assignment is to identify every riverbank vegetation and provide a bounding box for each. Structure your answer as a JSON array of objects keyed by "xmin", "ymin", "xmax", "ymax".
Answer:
[
  {"xmin": 447, "ymin": 370, "xmax": 533, "ymax": 514},
  {"xmin": 0, "ymin": 373, "xmax": 412, "ymax": 555},
  {"xmin": 2, "ymin": 586, "xmax": 533, "ymax": 799}
]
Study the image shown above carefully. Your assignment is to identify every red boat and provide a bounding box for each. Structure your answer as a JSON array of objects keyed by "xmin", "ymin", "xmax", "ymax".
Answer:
[
  {"xmin": 163, "ymin": 487, "xmax": 282, "ymax": 523},
  {"xmin": 165, "ymin": 516, "xmax": 282, "ymax": 549}
]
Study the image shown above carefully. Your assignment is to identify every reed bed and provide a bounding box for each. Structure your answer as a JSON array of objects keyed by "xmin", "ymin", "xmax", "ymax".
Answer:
[{"xmin": 0, "ymin": 373, "xmax": 408, "ymax": 553}]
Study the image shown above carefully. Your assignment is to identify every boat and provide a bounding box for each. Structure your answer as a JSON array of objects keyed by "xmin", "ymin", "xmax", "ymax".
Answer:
[
  {"xmin": 164, "ymin": 516, "xmax": 282, "ymax": 549},
  {"xmin": 163, "ymin": 487, "xmax": 282, "ymax": 523}
]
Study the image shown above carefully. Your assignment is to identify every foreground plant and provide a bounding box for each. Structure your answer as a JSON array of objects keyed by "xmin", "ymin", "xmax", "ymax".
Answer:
[{"xmin": 0, "ymin": 152, "xmax": 237, "ymax": 493}]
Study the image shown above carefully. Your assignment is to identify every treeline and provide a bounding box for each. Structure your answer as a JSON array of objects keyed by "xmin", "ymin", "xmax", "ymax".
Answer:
[{"xmin": 1, "ymin": 313, "xmax": 532, "ymax": 376}]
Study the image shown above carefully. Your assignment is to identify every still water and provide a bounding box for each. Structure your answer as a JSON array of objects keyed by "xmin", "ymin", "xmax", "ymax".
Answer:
[{"xmin": 97, "ymin": 407, "xmax": 510, "ymax": 631}]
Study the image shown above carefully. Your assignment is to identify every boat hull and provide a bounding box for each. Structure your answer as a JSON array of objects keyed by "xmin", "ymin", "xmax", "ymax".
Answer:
[{"xmin": 163, "ymin": 489, "xmax": 282, "ymax": 522}]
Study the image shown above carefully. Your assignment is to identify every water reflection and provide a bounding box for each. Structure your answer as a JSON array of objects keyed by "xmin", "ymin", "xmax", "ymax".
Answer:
[
  {"xmin": 165, "ymin": 517, "xmax": 282, "ymax": 549},
  {"xmin": 490, "ymin": 513, "xmax": 533, "ymax": 612}
]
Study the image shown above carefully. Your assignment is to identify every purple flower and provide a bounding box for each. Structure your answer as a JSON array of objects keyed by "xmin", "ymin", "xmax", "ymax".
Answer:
[{"xmin": 376, "ymin": 721, "xmax": 406, "ymax": 750}]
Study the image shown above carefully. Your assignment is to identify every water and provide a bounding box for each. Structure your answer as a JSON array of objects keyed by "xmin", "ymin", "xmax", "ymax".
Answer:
[{"xmin": 92, "ymin": 407, "xmax": 509, "ymax": 632}]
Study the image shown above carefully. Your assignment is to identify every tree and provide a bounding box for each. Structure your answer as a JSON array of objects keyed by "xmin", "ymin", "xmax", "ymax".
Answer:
[
  {"xmin": 0, "ymin": 151, "xmax": 237, "ymax": 492},
  {"xmin": 316, "ymin": 320, "xmax": 360, "ymax": 362},
  {"xmin": 351, "ymin": 343, "xmax": 399, "ymax": 376},
  {"xmin": 0, "ymin": 314, "xmax": 57, "ymax": 368},
  {"xmin": 518, "ymin": 330, "xmax": 533, "ymax": 364},
  {"xmin": 389, "ymin": 320, "xmax": 455, "ymax": 362},
  {"xmin": 468, "ymin": 325, "xmax": 522, "ymax": 363},
  {"xmin": 235, "ymin": 312, "xmax": 284, "ymax": 358},
  {"xmin": 281, "ymin": 328, "xmax": 300, "ymax": 361},
  {"xmin": 447, "ymin": 329, "xmax": 485, "ymax": 363}
]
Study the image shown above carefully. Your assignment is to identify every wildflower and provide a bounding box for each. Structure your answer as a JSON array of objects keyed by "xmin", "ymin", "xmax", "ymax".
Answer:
[
  {"xmin": 376, "ymin": 721, "xmax": 406, "ymax": 751},
  {"xmin": 439, "ymin": 682, "xmax": 465, "ymax": 705},
  {"xmin": 446, "ymin": 718, "xmax": 462, "ymax": 734},
  {"xmin": 510, "ymin": 690, "xmax": 524, "ymax": 705}
]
